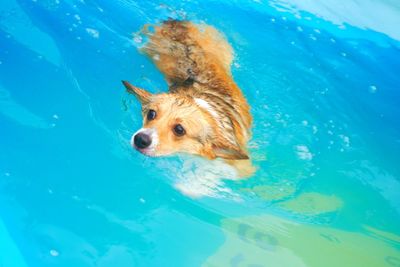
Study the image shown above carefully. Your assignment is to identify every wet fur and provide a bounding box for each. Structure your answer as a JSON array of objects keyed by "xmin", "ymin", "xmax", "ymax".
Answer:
[{"xmin": 124, "ymin": 20, "xmax": 255, "ymax": 177}]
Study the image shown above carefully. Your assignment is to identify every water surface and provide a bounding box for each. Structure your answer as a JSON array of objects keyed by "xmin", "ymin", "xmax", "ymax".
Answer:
[{"xmin": 1, "ymin": 0, "xmax": 400, "ymax": 266}]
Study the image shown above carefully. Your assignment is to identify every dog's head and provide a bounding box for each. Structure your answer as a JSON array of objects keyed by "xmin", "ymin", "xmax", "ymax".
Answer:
[{"xmin": 123, "ymin": 81, "xmax": 249, "ymax": 160}]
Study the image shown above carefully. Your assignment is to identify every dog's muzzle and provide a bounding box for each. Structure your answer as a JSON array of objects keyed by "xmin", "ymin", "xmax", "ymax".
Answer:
[{"xmin": 131, "ymin": 128, "xmax": 158, "ymax": 155}]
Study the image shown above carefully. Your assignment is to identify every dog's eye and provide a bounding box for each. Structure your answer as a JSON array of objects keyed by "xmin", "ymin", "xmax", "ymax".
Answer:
[
  {"xmin": 147, "ymin": 109, "xmax": 156, "ymax": 121},
  {"xmin": 173, "ymin": 124, "xmax": 186, "ymax": 136}
]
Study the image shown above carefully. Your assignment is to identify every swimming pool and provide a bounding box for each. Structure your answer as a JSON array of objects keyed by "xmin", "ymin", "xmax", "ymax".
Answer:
[{"xmin": 1, "ymin": 0, "xmax": 400, "ymax": 266}]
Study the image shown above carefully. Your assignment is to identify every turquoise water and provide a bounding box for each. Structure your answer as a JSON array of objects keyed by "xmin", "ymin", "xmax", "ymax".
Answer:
[{"xmin": 1, "ymin": 0, "xmax": 400, "ymax": 266}]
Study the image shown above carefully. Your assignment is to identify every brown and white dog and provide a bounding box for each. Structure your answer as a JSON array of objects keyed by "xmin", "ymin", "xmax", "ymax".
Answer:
[{"xmin": 123, "ymin": 20, "xmax": 255, "ymax": 177}]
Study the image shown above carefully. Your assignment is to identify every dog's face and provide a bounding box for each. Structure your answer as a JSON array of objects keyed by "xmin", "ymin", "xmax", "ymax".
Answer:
[{"xmin": 123, "ymin": 81, "xmax": 249, "ymax": 160}]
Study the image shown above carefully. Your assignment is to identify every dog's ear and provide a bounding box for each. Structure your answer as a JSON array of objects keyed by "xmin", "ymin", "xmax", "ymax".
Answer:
[
  {"xmin": 212, "ymin": 144, "xmax": 249, "ymax": 160},
  {"xmin": 122, "ymin": 80, "xmax": 152, "ymax": 104},
  {"xmin": 202, "ymin": 118, "xmax": 250, "ymax": 160},
  {"xmin": 212, "ymin": 137, "xmax": 249, "ymax": 160}
]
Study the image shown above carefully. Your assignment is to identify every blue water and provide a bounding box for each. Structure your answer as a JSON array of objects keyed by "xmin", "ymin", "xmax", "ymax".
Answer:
[{"xmin": 1, "ymin": 0, "xmax": 400, "ymax": 266}]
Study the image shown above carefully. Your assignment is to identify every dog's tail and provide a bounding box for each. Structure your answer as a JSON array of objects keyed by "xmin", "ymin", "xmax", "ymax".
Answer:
[{"xmin": 141, "ymin": 20, "xmax": 233, "ymax": 87}]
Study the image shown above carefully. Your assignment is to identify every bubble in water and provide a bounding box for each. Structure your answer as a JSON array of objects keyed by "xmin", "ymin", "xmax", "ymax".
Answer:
[
  {"xmin": 339, "ymin": 135, "xmax": 350, "ymax": 147},
  {"xmin": 86, "ymin": 28, "xmax": 99, "ymax": 38},
  {"xmin": 133, "ymin": 35, "xmax": 142, "ymax": 43},
  {"xmin": 312, "ymin": 126, "xmax": 318, "ymax": 134},
  {"xmin": 139, "ymin": 198, "xmax": 146, "ymax": 204},
  {"xmin": 369, "ymin": 85, "xmax": 377, "ymax": 93},
  {"xmin": 50, "ymin": 249, "xmax": 59, "ymax": 257},
  {"xmin": 309, "ymin": 34, "xmax": 317, "ymax": 41},
  {"xmin": 314, "ymin": 29, "xmax": 321, "ymax": 34},
  {"xmin": 295, "ymin": 145, "xmax": 313, "ymax": 160}
]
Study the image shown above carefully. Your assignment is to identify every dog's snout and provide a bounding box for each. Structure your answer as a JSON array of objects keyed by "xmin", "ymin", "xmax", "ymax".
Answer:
[{"xmin": 134, "ymin": 133, "xmax": 152, "ymax": 149}]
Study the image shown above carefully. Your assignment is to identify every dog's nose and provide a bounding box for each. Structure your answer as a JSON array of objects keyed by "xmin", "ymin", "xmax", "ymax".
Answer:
[{"xmin": 134, "ymin": 133, "xmax": 152, "ymax": 149}]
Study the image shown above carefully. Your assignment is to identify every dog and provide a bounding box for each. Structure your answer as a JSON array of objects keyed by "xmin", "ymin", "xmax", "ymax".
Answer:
[{"xmin": 122, "ymin": 20, "xmax": 255, "ymax": 177}]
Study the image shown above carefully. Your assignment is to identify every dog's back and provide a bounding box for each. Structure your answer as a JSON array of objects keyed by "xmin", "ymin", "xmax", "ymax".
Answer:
[
  {"xmin": 142, "ymin": 20, "xmax": 233, "ymax": 86},
  {"xmin": 142, "ymin": 20, "xmax": 251, "ymax": 137}
]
